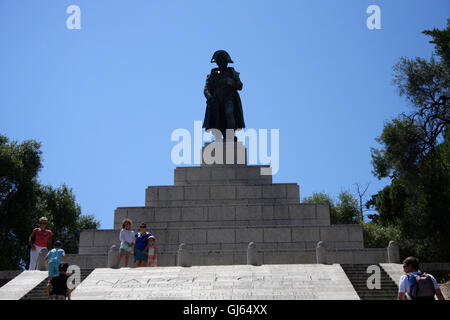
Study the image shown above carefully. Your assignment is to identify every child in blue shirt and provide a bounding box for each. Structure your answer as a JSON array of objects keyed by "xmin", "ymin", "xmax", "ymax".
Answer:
[{"xmin": 45, "ymin": 240, "xmax": 67, "ymax": 278}]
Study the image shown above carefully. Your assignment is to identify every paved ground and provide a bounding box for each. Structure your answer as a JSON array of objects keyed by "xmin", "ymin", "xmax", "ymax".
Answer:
[
  {"xmin": 71, "ymin": 264, "xmax": 359, "ymax": 300},
  {"xmin": 0, "ymin": 271, "xmax": 48, "ymax": 300}
]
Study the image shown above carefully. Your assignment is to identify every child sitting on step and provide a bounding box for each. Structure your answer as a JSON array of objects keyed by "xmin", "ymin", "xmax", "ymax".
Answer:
[{"xmin": 147, "ymin": 235, "xmax": 158, "ymax": 267}]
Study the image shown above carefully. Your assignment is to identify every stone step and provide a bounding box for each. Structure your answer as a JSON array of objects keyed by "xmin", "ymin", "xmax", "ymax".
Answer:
[
  {"xmin": 79, "ymin": 224, "xmax": 365, "ymax": 255},
  {"xmin": 114, "ymin": 203, "xmax": 330, "ymax": 230},
  {"xmin": 145, "ymin": 183, "xmax": 300, "ymax": 207},
  {"xmin": 174, "ymin": 165, "xmax": 272, "ymax": 186},
  {"xmin": 340, "ymin": 264, "xmax": 398, "ymax": 300},
  {"xmin": 20, "ymin": 269, "xmax": 94, "ymax": 300}
]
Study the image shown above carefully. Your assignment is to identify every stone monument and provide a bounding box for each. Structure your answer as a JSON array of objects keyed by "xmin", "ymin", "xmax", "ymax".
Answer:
[{"xmin": 66, "ymin": 51, "xmax": 394, "ymax": 269}]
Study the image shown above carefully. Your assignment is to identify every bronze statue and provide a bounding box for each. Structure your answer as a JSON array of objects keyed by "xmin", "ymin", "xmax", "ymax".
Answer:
[{"xmin": 202, "ymin": 50, "xmax": 245, "ymax": 138}]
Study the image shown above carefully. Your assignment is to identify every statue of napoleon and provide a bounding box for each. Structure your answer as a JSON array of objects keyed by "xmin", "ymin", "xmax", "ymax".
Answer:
[{"xmin": 202, "ymin": 50, "xmax": 245, "ymax": 140}]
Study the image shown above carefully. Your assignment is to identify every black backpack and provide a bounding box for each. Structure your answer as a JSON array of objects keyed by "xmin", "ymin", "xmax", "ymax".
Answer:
[{"xmin": 409, "ymin": 272, "xmax": 436, "ymax": 300}]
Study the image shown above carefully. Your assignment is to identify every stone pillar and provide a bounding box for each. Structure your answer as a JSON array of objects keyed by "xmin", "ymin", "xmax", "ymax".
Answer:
[
  {"xmin": 36, "ymin": 248, "xmax": 48, "ymax": 271},
  {"xmin": 108, "ymin": 245, "xmax": 119, "ymax": 268},
  {"xmin": 387, "ymin": 241, "xmax": 400, "ymax": 263},
  {"xmin": 247, "ymin": 242, "xmax": 258, "ymax": 266},
  {"xmin": 177, "ymin": 243, "xmax": 190, "ymax": 267},
  {"xmin": 316, "ymin": 241, "xmax": 327, "ymax": 264}
]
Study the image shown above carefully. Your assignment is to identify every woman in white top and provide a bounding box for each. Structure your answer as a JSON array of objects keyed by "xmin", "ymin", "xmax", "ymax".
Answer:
[{"xmin": 118, "ymin": 218, "xmax": 134, "ymax": 267}]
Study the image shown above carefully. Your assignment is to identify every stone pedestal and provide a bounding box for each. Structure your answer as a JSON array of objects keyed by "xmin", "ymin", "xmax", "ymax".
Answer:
[
  {"xmin": 201, "ymin": 140, "xmax": 247, "ymax": 166},
  {"xmin": 70, "ymin": 142, "xmax": 391, "ymax": 268}
]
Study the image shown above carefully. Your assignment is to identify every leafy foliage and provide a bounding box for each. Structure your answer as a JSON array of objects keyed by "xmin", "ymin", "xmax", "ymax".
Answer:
[
  {"xmin": 303, "ymin": 191, "xmax": 359, "ymax": 224},
  {"xmin": 0, "ymin": 135, "xmax": 100, "ymax": 269},
  {"xmin": 367, "ymin": 21, "xmax": 450, "ymax": 262}
]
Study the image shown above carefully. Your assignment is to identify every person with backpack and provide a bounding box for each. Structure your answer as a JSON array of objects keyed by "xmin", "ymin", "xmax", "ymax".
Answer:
[{"xmin": 398, "ymin": 257, "xmax": 445, "ymax": 300}]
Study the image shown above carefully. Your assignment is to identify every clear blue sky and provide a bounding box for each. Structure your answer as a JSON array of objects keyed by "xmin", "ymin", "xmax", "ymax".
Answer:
[{"xmin": 1, "ymin": 1, "xmax": 449, "ymax": 228}]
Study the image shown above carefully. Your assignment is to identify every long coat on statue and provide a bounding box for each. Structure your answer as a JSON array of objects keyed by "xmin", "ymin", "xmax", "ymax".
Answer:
[{"xmin": 202, "ymin": 67, "xmax": 245, "ymax": 136}]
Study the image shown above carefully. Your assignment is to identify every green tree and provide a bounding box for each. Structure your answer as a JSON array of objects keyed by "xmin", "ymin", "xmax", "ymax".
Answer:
[
  {"xmin": 368, "ymin": 20, "xmax": 450, "ymax": 261},
  {"xmin": 0, "ymin": 135, "xmax": 42, "ymax": 269},
  {"xmin": 0, "ymin": 134, "xmax": 100, "ymax": 269},
  {"xmin": 37, "ymin": 185, "xmax": 100, "ymax": 254},
  {"xmin": 303, "ymin": 191, "xmax": 359, "ymax": 224}
]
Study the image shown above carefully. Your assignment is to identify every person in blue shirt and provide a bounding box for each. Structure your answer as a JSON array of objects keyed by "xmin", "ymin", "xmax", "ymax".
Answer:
[
  {"xmin": 133, "ymin": 223, "xmax": 152, "ymax": 267},
  {"xmin": 45, "ymin": 240, "xmax": 67, "ymax": 278}
]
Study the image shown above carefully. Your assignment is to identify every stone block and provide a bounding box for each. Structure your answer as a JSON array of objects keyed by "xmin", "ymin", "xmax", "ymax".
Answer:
[
  {"xmin": 127, "ymin": 207, "xmax": 154, "ymax": 224},
  {"xmin": 286, "ymin": 184, "xmax": 299, "ymax": 199},
  {"xmin": 292, "ymin": 227, "xmax": 320, "ymax": 242},
  {"xmin": 293, "ymin": 252, "xmax": 316, "ymax": 264},
  {"xmin": 154, "ymin": 207, "xmax": 181, "ymax": 222},
  {"xmin": 236, "ymin": 185, "xmax": 262, "ymax": 199},
  {"xmin": 152, "ymin": 229, "xmax": 179, "ymax": 245},
  {"xmin": 114, "ymin": 208, "xmax": 128, "ymax": 225},
  {"xmin": 204, "ymin": 253, "xmax": 235, "ymax": 265},
  {"xmin": 273, "ymin": 205, "xmax": 289, "ymax": 219},
  {"xmin": 210, "ymin": 185, "xmax": 236, "ymax": 200},
  {"xmin": 158, "ymin": 253, "xmax": 176, "ymax": 266},
  {"xmin": 347, "ymin": 225, "xmax": 364, "ymax": 242},
  {"xmin": 211, "ymin": 167, "xmax": 235, "ymax": 180},
  {"xmin": 185, "ymin": 186, "xmax": 210, "ymax": 200},
  {"xmin": 292, "ymin": 204, "xmax": 315, "ymax": 219},
  {"xmin": 261, "ymin": 205, "xmax": 274, "ymax": 219},
  {"xmin": 93, "ymin": 230, "xmax": 119, "ymax": 246},
  {"xmin": 352, "ymin": 249, "xmax": 387, "ymax": 264},
  {"xmin": 263, "ymin": 252, "xmax": 295, "ymax": 264},
  {"xmin": 333, "ymin": 251, "xmax": 354, "ymax": 264},
  {"xmin": 157, "ymin": 186, "xmax": 184, "ymax": 201},
  {"xmin": 208, "ymin": 206, "xmax": 235, "ymax": 221},
  {"xmin": 315, "ymin": 204, "xmax": 330, "ymax": 220},
  {"xmin": 79, "ymin": 230, "xmax": 95, "ymax": 247},
  {"xmin": 145, "ymin": 187, "xmax": 158, "ymax": 202},
  {"xmin": 236, "ymin": 228, "xmax": 263, "ymax": 243},
  {"xmin": 319, "ymin": 226, "xmax": 349, "ymax": 242},
  {"xmin": 235, "ymin": 205, "xmax": 262, "ymax": 220},
  {"xmin": 262, "ymin": 185, "xmax": 286, "ymax": 199},
  {"xmin": 263, "ymin": 228, "xmax": 291, "ymax": 242},
  {"xmin": 174, "ymin": 167, "xmax": 186, "ymax": 181},
  {"xmin": 186, "ymin": 167, "xmax": 211, "ymax": 181},
  {"xmin": 179, "ymin": 229, "xmax": 207, "ymax": 244},
  {"xmin": 181, "ymin": 207, "xmax": 207, "ymax": 221},
  {"xmin": 207, "ymin": 229, "xmax": 235, "ymax": 243},
  {"xmin": 84, "ymin": 255, "xmax": 108, "ymax": 269},
  {"xmin": 277, "ymin": 242, "xmax": 306, "ymax": 250},
  {"xmin": 334, "ymin": 242, "xmax": 363, "ymax": 250},
  {"xmin": 78, "ymin": 246, "xmax": 109, "ymax": 255}
]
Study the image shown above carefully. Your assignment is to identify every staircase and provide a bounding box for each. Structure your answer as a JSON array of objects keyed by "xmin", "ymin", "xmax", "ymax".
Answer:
[
  {"xmin": 341, "ymin": 264, "xmax": 398, "ymax": 300},
  {"xmin": 20, "ymin": 269, "xmax": 93, "ymax": 300}
]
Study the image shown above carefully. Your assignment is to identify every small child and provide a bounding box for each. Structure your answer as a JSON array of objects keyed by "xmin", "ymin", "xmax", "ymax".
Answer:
[
  {"xmin": 46, "ymin": 263, "xmax": 72, "ymax": 300},
  {"xmin": 45, "ymin": 240, "xmax": 67, "ymax": 278},
  {"xmin": 118, "ymin": 218, "xmax": 134, "ymax": 268},
  {"xmin": 147, "ymin": 235, "xmax": 157, "ymax": 267}
]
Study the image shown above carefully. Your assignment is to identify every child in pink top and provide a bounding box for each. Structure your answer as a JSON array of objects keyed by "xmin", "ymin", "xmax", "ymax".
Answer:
[{"xmin": 147, "ymin": 235, "xmax": 157, "ymax": 267}]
